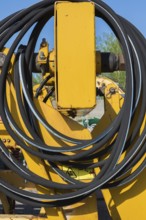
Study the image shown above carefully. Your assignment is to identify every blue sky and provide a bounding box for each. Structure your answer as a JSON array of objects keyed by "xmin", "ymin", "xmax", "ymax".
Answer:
[
  {"xmin": 1, "ymin": 0, "xmax": 146, "ymax": 50},
  {"xmin": 103, "ymin": 0, "xmax": 146, "ymax": 36}
]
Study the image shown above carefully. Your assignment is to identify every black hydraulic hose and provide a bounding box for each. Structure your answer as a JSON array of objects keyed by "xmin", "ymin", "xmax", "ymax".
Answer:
[
  {"xmin": 4, "ymin": 51, "xmax": 121, "ymax": 154},
  {"xmin": 0, "ymin": 139, "xmax": 86, "ymax": 190},
  {"xmin": 0, "ymin": 1, "xmax": 127, "ymax": 155},
  {"xmin": 34, "ymin": 75, "xmax": 53, "ymax": 98},
  {"xmin": 43, "ymin": 86, "xmax": 55, "ymax": 103},
  {"xmin": 0, "ymin": 0, "xmax": 145, "ymax": 208}
]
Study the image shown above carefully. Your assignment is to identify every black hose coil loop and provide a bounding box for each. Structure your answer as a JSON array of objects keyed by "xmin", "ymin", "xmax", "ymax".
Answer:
[{"xmin": 0, "ymin": 0, "xmax": 145, "ymax": 207}]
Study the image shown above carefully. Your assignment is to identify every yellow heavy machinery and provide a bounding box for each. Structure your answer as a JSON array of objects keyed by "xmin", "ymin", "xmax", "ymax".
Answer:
[{"xmin": 0, "ymin": 0, "xmax": 145, "ymax": 219}]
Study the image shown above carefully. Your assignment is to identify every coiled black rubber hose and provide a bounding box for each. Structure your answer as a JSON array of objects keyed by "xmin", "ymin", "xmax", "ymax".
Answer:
[{"xmin": 0, "ymin": 0, "xmax": 145, "ymax": 207}]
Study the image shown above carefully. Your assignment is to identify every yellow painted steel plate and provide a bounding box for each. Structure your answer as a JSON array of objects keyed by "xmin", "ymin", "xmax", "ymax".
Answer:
[{"xmin": 55, "ymin": 2, "xmax": 96, "ymax": 109}]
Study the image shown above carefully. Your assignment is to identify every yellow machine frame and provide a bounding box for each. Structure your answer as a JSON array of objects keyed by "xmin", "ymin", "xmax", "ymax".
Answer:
[{"xmin": 0, "ymin": 1, "xmax": 145, "ymax": 220}]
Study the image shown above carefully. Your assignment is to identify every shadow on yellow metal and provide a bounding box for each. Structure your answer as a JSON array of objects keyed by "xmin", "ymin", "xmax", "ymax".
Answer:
[
  {"xmin": 64, "ymin": 195, "xmax": 98, "ymax": 220},
  {"xmin": 3, "ymin": 78, "xmax": 98, "ymax": 219},
  {"xmin": 5, "ymin": 77, "xmax": 66, "ymax": 220},
  {"xmin": 0, "ymin": 215, "xmax": 47, "ymax": 220},
  {"xmin": 35, "ymin": 99, "xmax": 98, "ymax": 220},
  {"xmin": 92, "ymin": 80, "xmax": 146, "ymax": 220},
  {"xmin": 103, "ymin": 162, "xmax": 146, "ymax": 220},
  {"xmin": 2, "ymin": 72, "xmax": 145, "ymax": 220}
]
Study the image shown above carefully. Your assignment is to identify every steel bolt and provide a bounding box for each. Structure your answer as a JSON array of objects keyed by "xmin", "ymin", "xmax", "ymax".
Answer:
[{"xmin": 2, "ymin": 139, "xmax": 6, "ymax": 143}]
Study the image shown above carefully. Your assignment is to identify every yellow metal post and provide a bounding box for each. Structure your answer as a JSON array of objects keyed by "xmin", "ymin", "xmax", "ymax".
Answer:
[{"xmin": 55, "ymin": 2, "xmax": 96, "ymax": 110}]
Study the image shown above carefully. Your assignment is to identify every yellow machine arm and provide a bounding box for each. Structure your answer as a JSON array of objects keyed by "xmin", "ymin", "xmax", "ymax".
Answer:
[{"xmin": 0, "ymin": 1, "xmax": 145, "ymax": 220}]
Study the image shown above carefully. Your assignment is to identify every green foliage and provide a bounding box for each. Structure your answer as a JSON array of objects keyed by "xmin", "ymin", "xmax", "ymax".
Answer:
[
  {"xmin": 32, "ymin": 73, "xmax": 42, "ymax": 86},
  {"xmin": 97, "ymin": 32, "xmax": 126, "ymax": 90}
]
